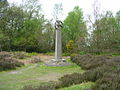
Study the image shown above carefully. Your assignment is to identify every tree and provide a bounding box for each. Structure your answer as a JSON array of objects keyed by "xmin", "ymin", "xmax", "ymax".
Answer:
[
  {"xmin": 22, "ymin": 0, "xmax": 41, "ymax": 19},
  {"xmin": 116, "ymin": 10, "xmax": 120, "ymax": 29},
  {"xmin": 62, "ymin": 6, "xmax": 87, "ymax": 52},
  {"xmin": 0, "ymin": 0, "xmax": 55, "ymax": 52},
  {"xmin": 90, "ymin": 11, "xmax": 119, "ymax": 53},
  {"xmin": 0, "ymin": 3, "xmax": 25, "ymax": 51},
  {"xmin": 0, "ymin": 0, "xmax": 8, "ymax": 9},
  {"xmin": 53, "ymin": 3, "xmax": 63, "ymax": 20}
]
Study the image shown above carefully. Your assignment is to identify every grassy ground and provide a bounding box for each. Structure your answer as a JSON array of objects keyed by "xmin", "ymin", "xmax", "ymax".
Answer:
[
  {"xmin": 0, "ymin": 62, "xmax": 84, "ymax": 90},
  {"xmin": 59, "ymin": 82, "xmax": 94, "ymax": 90}
]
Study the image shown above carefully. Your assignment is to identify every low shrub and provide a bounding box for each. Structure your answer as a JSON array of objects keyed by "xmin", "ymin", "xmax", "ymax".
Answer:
[
  {"xmin": 58, "ymin": 73, "xmax": 84, "ymax": 88},
  {"xmin": 0, "ymin": 51, "xmax": 12, "ymax": 59},
  {"xmin": 31, "ymin": 56, "xmax": 41, "ymax": 63},
  {"xmin": 23, "ymin": 82, "xmax": 56, "ymax": 90},
  {"xmin": 57, "ymin": 65, "xmax": 119, "ymax": 89},
  {"xmin": 45, "ymin": 52, "xmax": 54, "ymax": 56},
  {"xmin": 92, "ymin": 68, "xmax": 120, "ymax": 90},
  {"xmin": 13, "ymin": 52, "xmax": 28, "ymax": 59},
  {"xmin": 57, "ymin": 66, "xmax": 104, "ymax": 88},
  {"xmin": 26, "ymin": 52, "xmax": 38, "ymax": 57},
  {"xmin": 71, "ymin": 54, "xmax": 112, "ymax": 70},
  {"xmin": 62, "ymin": 53, "xmax": 71, "ymax": 56},
  {"xmin": 0, "ymin": 52, "xmax": 24, "ymax": 71},
  {"xmin": 57, "ymin": 54, "xmax": 120, "ymax": 89}
]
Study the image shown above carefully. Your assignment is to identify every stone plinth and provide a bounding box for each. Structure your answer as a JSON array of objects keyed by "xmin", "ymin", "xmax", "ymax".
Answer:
[{"xmin": 45, "ymin": 59, "xmax": 72, "ymax": 67}]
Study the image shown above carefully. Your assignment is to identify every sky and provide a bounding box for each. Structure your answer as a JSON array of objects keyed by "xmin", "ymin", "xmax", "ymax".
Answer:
[{"xmin": 7, "ymin": 0, "xmax": 120, "ymax": 21}]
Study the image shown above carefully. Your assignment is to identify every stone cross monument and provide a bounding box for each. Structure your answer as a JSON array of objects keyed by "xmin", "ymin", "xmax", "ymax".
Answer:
[
  {"xmin": 55, "ymin": 20, "xmax": 63, "ymax": 62},
  {"xmin": 45, "ymin": 20, "xmax": 71, "ymax": 66}
]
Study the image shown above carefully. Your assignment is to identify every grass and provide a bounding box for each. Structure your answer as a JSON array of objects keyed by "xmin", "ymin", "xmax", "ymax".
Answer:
[
  {"xmin": 26, "ymin": 52, "xmax": 38, "ymax": 57},
  {"xmin": 59, "ymin": 82, "xmax": 95, "ymax": 90},
  {"xmin": 45, "ymin": 52, "xmax": 71, "ymax": 56},
  {"xmin": 45, "ymin": 52, "xmax": 55, "ymax": 56},
  {"xmin": 0, "ymin": 62, "xmax": 84, "ymax": 90}
]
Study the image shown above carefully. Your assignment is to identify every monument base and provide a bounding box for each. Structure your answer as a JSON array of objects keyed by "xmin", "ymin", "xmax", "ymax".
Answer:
[{"xmin": 45, "ymin": 59, "xmax": 72, "ymax": 67}]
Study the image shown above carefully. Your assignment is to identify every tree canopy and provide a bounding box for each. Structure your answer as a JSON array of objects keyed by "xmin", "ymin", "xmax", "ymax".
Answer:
[{"xmin": 0, "ymin": 1, "xmax": 120, "ymax": 54}]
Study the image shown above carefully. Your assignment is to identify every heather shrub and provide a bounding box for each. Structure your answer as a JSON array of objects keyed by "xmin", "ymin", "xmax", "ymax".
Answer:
[
  {"xmin": 30, "ymin": 56, "xmax": 41, "ymax": 63},
  {"xmin": 92, "ymin": 69, "xmax": 120, "ymax": 90},
  {"xmin": 0, "ymin": 51, "xmax": 12, "ymax": 59},
  {"xmin": 58, "ymin": 73, "xmax": 84, "ymax": 88},
  {"xmin": 57, "ymin": 66, "xmax": 104, "ymax": 88},
  {"xmin": 58, "ymin": 54, "xmax": 120, "ymax": 89},
  {"xmin": 0, "ymin": 52, "xmax": 24, "ymax": 71},
  {"xmin": 0, "ymin": 57, "xmax": 24, "ymax": 71},
  {"xmin": 13, "ymin": 52, "xmax": 28, "ymax": 59},
  {"xmin": 23, "ymin": 82, "xmax": 56, "ymax": 90},
  {"xmin": 71, "ymin": 54, "xmax": 112, "ymax": 70},
  {"xmin": 57, "ymin": 64, "xmax": 119, "ymax": 89}
]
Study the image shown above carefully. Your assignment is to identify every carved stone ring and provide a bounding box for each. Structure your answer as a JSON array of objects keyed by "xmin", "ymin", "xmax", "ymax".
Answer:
[{"xmin": 55, "ymin": 20, "xmax": 63, "ymax": 29}]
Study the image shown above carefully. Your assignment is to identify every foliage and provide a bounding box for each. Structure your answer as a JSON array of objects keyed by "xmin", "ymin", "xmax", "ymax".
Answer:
[
  {"xmin": 26, "ymin": 52, "xmax": 38, "ymax": 57},
  {"xmin": 0, "ymin": 52, "xmax": 24, "ymax": 71},
  {"xmin": 62, "ymin": 53, "xmax": 71, "ymax": 56},
  {"xmin": 0, "ymin": 1, "xmax": 54, "ymax": 53},
  {"xmin": 12, "ymin": 52, "xmax": 28, "ymax": 59},
  {"xmin": 58, "ymin": 73, "xmax": 85, "ymax": 88},
  {"xmin": 43, "ymin": 54, "xmax": 119, "ymax": 89},
  {"xmin": 0, "ymin": 0, "xmax": 120, "ymax": 54},
  {"xmin": 30, "ymin": 56, "xmax": 41, "ymax": 63},
  {"xmin": 62, "ymin": 6, "xmax": 87, "ymax": 52},
  {"xmin": 71, "ymin": 54, "xmax": 112, "ymax": 70},
  {"xmin": 53, "ymin": 3, "xmax": 63, "ymax": 20},
  {"xmin": 45, "ymin": 52, "xmax": 55, "ymax": 56},
  {"xmin": 87, "ymin": 7, "xmax": 120, "ymax": 54},
  {"xmin": 59, "ymin": 82, "xmax": 94, "ymax": 90},
  {"xmin": 66, "ymin": 40, "xmax": 76, "ymax": 54},
  {"xmin": 23, "ymin": 82, "xmax": 56, "ymax": 90},
  {"xmin": 92, "ymin": 70, "xmax": 120, "ymax": 90},
  {"xmin": 69, "ymin": 54, "xmax": 120, "ymax": 90}
]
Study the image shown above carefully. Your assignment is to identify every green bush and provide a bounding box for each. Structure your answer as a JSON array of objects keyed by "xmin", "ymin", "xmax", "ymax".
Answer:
[
  {"xmin": 45, "ymin": 52, "xmax": 54, "ymax": 56},
  {"xmin": 26, "ymin": 52, "xmax": 38, "ymax": 57},
  {"xmin": 66, "ymin": 40, "xmax": 76, "ymax": 54},
  {"xmin": 62, "ymin": 53, "xmax": 71, "ymax": 56}
]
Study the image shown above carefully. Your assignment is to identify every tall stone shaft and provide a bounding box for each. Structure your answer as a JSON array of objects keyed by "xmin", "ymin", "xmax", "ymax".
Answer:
[{"xmin": 55, "ymin": 28, "xmax": 62, "ymax": 61}]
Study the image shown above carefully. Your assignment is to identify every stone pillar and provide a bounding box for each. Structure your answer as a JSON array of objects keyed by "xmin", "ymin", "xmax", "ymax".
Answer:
[
  {"xmin": 45, "ymin": 20, "xmax": 71, "ymax": 66},
  {"xmin": 54, "ymin": 20, "xmax": 63, "ymax": 62},
  {"xmin": 55, "ymin": 28, "xmax": 62, "ymax": 61}
]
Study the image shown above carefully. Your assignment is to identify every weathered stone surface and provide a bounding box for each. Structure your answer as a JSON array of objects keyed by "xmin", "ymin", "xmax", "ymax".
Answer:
[{"xmin": 45, "ymin": 20, "xmax": 72, "ymax": 67}]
